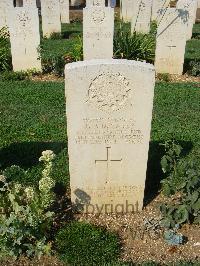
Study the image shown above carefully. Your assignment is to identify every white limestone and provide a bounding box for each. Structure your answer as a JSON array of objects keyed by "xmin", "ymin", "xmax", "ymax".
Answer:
[
  {"xmin": 151, "ymin": 0, "xmax": 170, "ymax": 21},
  {"xmin": 65, "ymin": 59, "xmax": 155, "ymax": 214},
  {"xmin": 24, "ymin": 0, "xmax": 37, "ymax": 7},
  {"xmin": 83, "ymin": 5, "xmax": 114, "ymax": 60},
  {"xmin": 196, "ymin": 0, "xmax": 200, "ymax": 22},
  {"xmin": 131, "ymin": 0, "xmax": 152, "ymax": 34},
  {"xmin": 177, "ymin": 0, "xmax": 198, "ymax": 39},
  {"xmin": 120, "ymin": 0, "xmax": 134, "ymax": 22},
  {"xmin": 9, "ymin": 6, "xmax": 41, "ymax": 71},
  {"xmin": 0, "ymin": 0, "xmax": 13, "ymax": 29},
  {"xmin": 155, "ymin": 8, "xmax": 188, "ymax": 75},
  {"xmin": 86, "ymin": 0, "xmax": 105, "ymax": 6},
  {"xmin": 60, "ymin": 0, "xmax": 70, "ymax": 23},
  {"xmin": 41, "ymin": 0, "xmax": 61, "ymax": 38}
]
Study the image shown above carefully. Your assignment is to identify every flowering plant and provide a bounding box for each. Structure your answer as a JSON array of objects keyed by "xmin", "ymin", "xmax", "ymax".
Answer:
[{"xmin": 0, "ymin": 150, "xmax": 56, "ymax": 259}]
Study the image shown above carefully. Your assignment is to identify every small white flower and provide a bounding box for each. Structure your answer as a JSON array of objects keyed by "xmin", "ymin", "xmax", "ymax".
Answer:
[
  {"xmin": 39, "ymin": 177, "xmax": 55, "ymax": 192},
  {"xmin": 39, "ymin": 150, "xmax": 55, "ymax": 163},
  {"xmin": 0, "ymin": 175, "xmax": 6, "ymax": 183},
  {"xmin": 25, "ymin": 187, "xmax": 35, "ymax": 200},
  {"xmin": 14, "ymin": 183, "xmax": 22, "ymax": 193}
]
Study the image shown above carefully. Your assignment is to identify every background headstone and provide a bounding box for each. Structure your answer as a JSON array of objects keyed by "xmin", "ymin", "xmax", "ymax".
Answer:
[
  {"xmin": 131, "ymin": 0, "xmax": 152, "ymax": 34},
  {"xmin": 0, "ymin": 0, "xmax": 13, "ymax": 29},
  {"xmin": 155, "ymin": 8, "xmax": 188, "ymax": 74},
  {"xmin": 60, "ymin": 0, "xmax": 70, "ymax": 23},
  {"xmin": 24, "ymin": 0, "xmax": 37, "ymax": 7},
  {"xmin": 86, "ymin": 0, "xmax": 105, "ymax": 6},
  {"xmin": 41, "ymin": 0, "xmax": 61, "ymax": 38},
  {"xmin": 9, "ymin": 6, "xmax": 41, "ymax": 71},
  {"xmin": 151, "ymin": 0, "xmax": 170, "ymax": 21},
  {"xmin": 83, "ymin": 6, "xmax": 114, "ymax": 59},
  {"xmin": 66, "ymin": 59, "xmax": 155, "ymax": 214},
  {"xmin": 177, "ymin": 0, "xmax": 198, "ymax": 39},
  {"xmin": 196, "ymin": 0, "xmax": 200, "ymax": 22},
  {"xmin": 120, "ymin": 0, "xmax": 134, "ymax": 22}
]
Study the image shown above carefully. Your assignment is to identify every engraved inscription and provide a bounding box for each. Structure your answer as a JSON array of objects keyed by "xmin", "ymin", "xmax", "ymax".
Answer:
[
  {"xmin": 75, "ymin": 118, "xmax": 144, "ymax": 145},
  {"xmin": 84, "ymin": 185, "xmax": 144, "ymax": 198},
  {"xmin": 91, "ymin": 9, "xmax": 106, "ymax": 24},
  {"xmin": 87, "ymin": 73, "xmax": 131, "ymax": 112}
]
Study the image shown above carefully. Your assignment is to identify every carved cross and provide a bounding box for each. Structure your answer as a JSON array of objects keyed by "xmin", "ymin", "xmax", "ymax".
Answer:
[{"xmin": 95, "ymin": 147, "xmax": 122, "ymax": 183}]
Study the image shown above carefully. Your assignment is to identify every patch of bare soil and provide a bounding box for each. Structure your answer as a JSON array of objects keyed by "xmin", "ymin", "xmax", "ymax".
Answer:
[
  {"xmin": 30, "ymin": 74, "xmax": 63, "ymax": 82},
  {"xmin": 164, "ymin": 74, "xmax": 200, "ymax": 83},
  {"xmin": 0, "ymin": 256, "xmax": 64, "ymax": 266},
  {"xmin": 77, "ymin": 194, "xmax": 200, "ymax": 264}
]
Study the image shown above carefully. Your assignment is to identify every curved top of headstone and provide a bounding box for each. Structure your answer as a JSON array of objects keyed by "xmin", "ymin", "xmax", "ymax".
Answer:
[{"xmin": 65, "ymin": 59, "xmax": 155, "ymax": 72}]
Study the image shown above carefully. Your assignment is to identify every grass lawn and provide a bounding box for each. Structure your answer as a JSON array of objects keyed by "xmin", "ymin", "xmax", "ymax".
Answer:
[{"xmin": 0, "ymin": 81, "xmax": 200, "ymax": 191}]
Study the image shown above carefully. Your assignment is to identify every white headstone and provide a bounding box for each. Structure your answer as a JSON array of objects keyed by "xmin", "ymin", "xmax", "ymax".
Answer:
[
  {"xmin": 9, "ymin": 6, "xmax": 41, "ymax": 71},
  {"xmin": 0, "ymin": 0, "xmax": 13, "ymax": 29},
  {"xmin": 86, "ymin": 0, "xmax": 105, "ymax": 6},
  {"xmin": 83, "ymin": 6, "xmax": 114, "ymax": 60},
  {"xmin": 41, "ymin": 0, "xmax": 61, "ymax": 38},
  {"xmin": 65, "ymin": 59, "xmax": 155, "ymax": 214},
  {"xmin": 131, "ymin": 0, "xmax": 152, "ymax": 34},
  {"xmin": 177, "ymin": 0, "xmax": 198, "ymax": 39},
  {"xmin": 120, "ymin": 0, "xmax": 134, "ymax": 22},
  {"xmin": 196, "ymin": 0, "xmax": 200, "ymax": 22},
  {"xmin": 155, "ymin": 8, "xmax": 188, "ymax": 75},
  {"xmin": 60, "ymin": 0, "xmax": 70, "ymax": 23},
  {"xmin": 23, "ymin": 0, "xmax": 37, "ymax": 7},
  {"xmin": 151, "ymin": 0, "xmax": 170, "ymax": 21}
]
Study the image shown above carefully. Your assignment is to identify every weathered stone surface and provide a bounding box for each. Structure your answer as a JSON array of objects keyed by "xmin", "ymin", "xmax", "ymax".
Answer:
[
  {"xmin": 41, "ymin": 0, "xmax": 61, "ymax": 38},
  {"xmin": 23, "ymin": 0, "xmax": 37, "ymax": 7},
  {"xmin": 131, "ymin": 0, "xmax": 152, "ymax": 34},
  {"xmin": 65, "ymin": 59, "xmax": 155, "ymax": 214},
  {"xmin": 60, "ymin": 0, "xmax": 70, "ymax": 23},
  {"xmin": 177, "ymin": 0, "xmax": 198, "ymax": 39},
  {"xmin": 9, "ymin": 6, "xmax": 41, "ymax": 71},
  {"xmin": 0, "ymin": 0, "xmax": 13, "ymax": 29},
  {"xmin": 83, "ymin": 6, "xmax": 114, "ymax": 59},
  {"xmin": 86, "ymin": 0, "xmax": 105, "ymax": 6},
  {"xmin": 196, "ymin": 0, "xmax": 200, "ymax": 22},
  {"xmin": 151, "ymin": 0, "xmax": 170, "ymax": 21},
  {"xmin": 120, "ymin": 0, "xmax": 134, "ymax": 22},
  {"xmin": 155, "ymin": 8, "xmax": 188, "ymax": 75}
]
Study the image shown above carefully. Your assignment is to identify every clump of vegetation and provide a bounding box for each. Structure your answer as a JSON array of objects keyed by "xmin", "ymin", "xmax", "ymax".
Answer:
[
  {"xmin": 114, "ymin": 23, "xmax": 155, "ymax": 63},
  {"xmin": 69, "ymin": 35, "xmax": 83, "ymax": 62},
  {"xmin": 159, "ymin": 141, "xmax": 200, "ymax": 228},
  {"xmin": 157, "ymin": 73, "xmax": 171, "ymax": 82},
  {"xmin": 0, "ymin": 150, "xmax": 56, "ymax": 259},
  {"xmin": 0, "ymin": 69, "xmax": 41, "ymax": 81},
  {"xmin": 55, "ymin": 221, "xmax": 120, "ymax": 265},
  {"xmin": 188, "ymin": 60, "xmax": 200, "ymax": 77},
  {"xmin": 0, "ymin": 27, "xmax": 12, "ymax": 72}
]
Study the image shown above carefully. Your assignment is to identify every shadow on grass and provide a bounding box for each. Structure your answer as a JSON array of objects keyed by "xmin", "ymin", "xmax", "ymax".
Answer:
[
  {"xmin": 144, "ymin": 140, "xmax": 193, "ymax": 206},
  {"xmin": 0, "ymin": 141, "xmax": 67, "ymax": 170}
]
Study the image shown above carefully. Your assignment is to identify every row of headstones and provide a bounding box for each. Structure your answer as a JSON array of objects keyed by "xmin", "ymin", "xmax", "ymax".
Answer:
[
  {"xmin": 0, "ymin": 0, "xmax": 72, "ymax": 71},
  {"xmin": 0, "ymin": 0, "xmax": 199, "ymax": 74},
  {"xmin": 84, "ymin": 0, "xmax": 199, "ymax": 75}
]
